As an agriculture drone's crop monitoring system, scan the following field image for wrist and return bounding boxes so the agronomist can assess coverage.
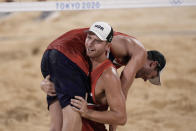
[82,108,90,118]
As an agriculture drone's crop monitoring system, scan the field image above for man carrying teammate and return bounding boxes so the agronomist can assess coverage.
[41,21,166,131]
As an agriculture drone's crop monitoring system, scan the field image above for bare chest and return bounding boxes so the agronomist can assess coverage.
[93,77,107,105]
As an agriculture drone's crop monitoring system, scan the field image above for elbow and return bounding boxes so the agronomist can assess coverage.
[121,70,130,80]
[121,114,127,125]
[117,113,127,125]
[121,69,134,85]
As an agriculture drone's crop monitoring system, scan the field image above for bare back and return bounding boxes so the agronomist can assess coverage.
[109,34,147,98]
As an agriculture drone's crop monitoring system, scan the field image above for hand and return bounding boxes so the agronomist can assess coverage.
[40,75,56,96]
[71,94,88,117]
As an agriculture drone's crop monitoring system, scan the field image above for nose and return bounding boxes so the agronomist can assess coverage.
[86,39,94,47]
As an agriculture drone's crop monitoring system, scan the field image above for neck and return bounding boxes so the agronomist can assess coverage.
[135,67,144,78]
[90,55,107,70]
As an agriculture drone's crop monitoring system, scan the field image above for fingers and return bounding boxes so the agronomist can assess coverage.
[46,85,56,96]
[48,92,56,96]
[43,78,52,85]
[71,99,82,109]
[71,106,81,113]
[40,80,45,90]
[85,93,88,101]
[43,75,52,86]
[40,76,56,96]
[47,86,56,92]
[46,75,50,80]
[74,96,85,102]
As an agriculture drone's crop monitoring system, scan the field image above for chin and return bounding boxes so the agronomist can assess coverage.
[87,52,93,57]
[87,54,96,58]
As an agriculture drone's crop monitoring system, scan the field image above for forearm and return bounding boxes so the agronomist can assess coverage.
[120,53,146,99]
[120,69,135,99]
[83,109,126,125]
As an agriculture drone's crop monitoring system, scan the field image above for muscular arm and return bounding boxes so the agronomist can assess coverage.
[72,68,127,125]
[87,68,126,125]
[111,36,147,98]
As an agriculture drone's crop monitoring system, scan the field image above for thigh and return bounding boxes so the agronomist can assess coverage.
[49,100,63,131]
[48,50,89,108]
[62,105,82,131]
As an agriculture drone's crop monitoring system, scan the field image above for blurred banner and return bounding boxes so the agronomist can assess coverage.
[0,0,196,12]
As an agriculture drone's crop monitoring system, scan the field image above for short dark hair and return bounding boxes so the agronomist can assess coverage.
[147,50,166,71]
[106,27,113,43]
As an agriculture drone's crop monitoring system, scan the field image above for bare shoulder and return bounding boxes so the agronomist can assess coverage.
[111,35,146,60]
[100,67,120,86]
[113,35,144,49]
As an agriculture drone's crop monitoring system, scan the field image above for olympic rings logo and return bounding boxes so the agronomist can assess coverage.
[170,0,184,5]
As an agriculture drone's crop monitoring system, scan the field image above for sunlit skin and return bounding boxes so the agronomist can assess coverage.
[85,32,159,81]
[70,31,127,126]
[40,26,165,131]
[135,60,159,81]
[85,32,111,69]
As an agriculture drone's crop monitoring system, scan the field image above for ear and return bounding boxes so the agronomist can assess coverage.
[105,43,111,52]
[150,61,158,69]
